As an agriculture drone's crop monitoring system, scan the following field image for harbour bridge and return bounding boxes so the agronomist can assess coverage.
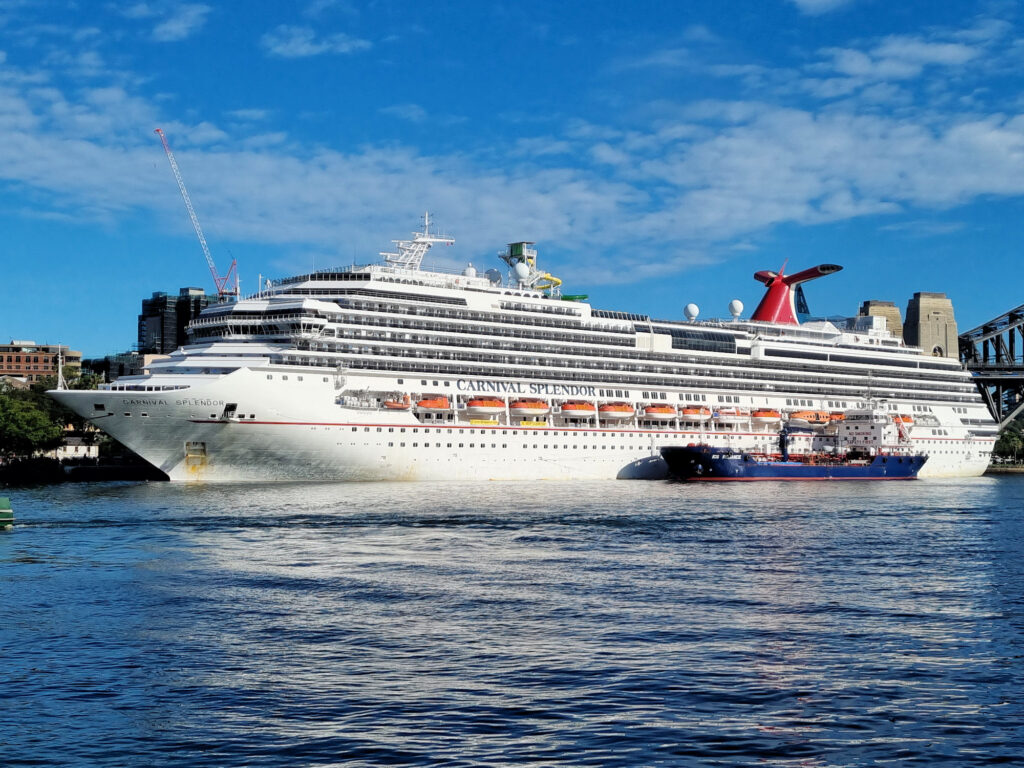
[960,300,1024,430]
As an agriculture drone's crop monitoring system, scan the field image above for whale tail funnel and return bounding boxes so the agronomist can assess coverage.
[750,264,842,325]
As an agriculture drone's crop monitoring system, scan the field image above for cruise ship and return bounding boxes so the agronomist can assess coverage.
[50,217,996,481]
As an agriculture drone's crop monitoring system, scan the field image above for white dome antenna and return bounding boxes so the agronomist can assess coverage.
[729,299,743,320]
[684,303,700,322]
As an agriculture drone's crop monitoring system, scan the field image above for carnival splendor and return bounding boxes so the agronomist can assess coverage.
[51,217,996,481]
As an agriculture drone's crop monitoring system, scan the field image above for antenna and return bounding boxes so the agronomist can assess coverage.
[154,128,239,300]
[380,212,455,270]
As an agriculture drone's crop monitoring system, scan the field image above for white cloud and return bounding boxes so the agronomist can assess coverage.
[789,0,856,15]
[380,103,428,123]
[152,4,211,42]
[261,25,371,57]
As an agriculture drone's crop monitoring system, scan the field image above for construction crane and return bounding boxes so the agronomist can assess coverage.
[154,128,239,300]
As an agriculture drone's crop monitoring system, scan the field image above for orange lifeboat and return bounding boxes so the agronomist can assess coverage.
[643,404,677,421]
[509,399,550,417]
[751,408,782,426]
[416,396,451,412]
[679,405,712,422]
[789,410,830,430]
[561,400,597,417]
[829,411,846,422]
[383,394,411,410]
[465,397,505,416]
[598,402,634,420]
[714,407,750,424]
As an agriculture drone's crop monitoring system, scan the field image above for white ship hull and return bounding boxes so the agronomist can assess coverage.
[51,367,993,482]
[49,226,997,483]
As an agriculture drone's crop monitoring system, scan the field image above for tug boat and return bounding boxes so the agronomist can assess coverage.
[598,402,635,420]
[663,405,928,481]
[661,444,927,481]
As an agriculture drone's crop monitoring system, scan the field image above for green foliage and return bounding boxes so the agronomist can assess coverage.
[0,390,64,459]
[994,419,1024,459]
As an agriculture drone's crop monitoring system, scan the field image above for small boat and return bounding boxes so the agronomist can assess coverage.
[598,402,634,420]
[788,410,830,430]
[416,396,451,412]
[643,404,677,421]
[679,406,712,422]
[714,407,750,424]
[465,397,505,415]
[751,408,782,426]
[662,445,927,481]
[561,400,597,417]
[0,497,12,528]
[383,394,411,410]
[509,399,550,417]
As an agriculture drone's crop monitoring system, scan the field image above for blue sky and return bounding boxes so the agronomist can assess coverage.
[3,0,1024,356]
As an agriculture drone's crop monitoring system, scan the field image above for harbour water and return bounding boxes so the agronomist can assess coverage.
[3,477,1024,765]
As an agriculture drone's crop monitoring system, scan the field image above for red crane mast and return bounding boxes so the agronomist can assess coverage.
[154,128,239,300]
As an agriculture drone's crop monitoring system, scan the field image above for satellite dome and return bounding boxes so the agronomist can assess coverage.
[684,303,700,321]
[485,268,502,285]
[513,262,531,282]
[728,299,743,319]
[463,263,477,278]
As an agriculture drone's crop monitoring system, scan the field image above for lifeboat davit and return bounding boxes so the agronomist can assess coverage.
[465,397,505,415]
[894,414,914,432]
[416,396,451,412]
[714,408,750,424]
[643,404,677,421]
[383,394,411,410]
[509,399,550,417]
[561,400,597,417]
[788,410,830,430]
[751,408,782,426]
[679,406,712,422]
[598,402,635,420]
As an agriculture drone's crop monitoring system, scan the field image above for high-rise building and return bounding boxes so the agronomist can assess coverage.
[138,287,217,354]
[857,300,903,340]
[0,340,82,383]
[904,292,958,358]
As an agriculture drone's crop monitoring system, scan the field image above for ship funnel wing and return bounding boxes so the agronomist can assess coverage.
[750,263,843,325]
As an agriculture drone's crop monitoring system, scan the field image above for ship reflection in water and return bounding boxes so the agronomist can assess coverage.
[5,477,1024,765]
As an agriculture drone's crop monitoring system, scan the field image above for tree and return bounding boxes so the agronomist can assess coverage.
[0,393,64,460]
[994,418,1024,461]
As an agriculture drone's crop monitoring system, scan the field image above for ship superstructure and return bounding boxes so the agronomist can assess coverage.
[50,218,996,481]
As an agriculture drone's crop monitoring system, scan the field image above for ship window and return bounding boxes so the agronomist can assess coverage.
[351,427,357,432]
[298,376,303,381]
[141,413,148,417]
[124,413,131,417]
[267,375,273,380]
[94,403,105,411]
[364,427,369,432]
[388,442,393,447]
[282,375,288,380]
[400,442,405,447]
[459,443,464,447]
